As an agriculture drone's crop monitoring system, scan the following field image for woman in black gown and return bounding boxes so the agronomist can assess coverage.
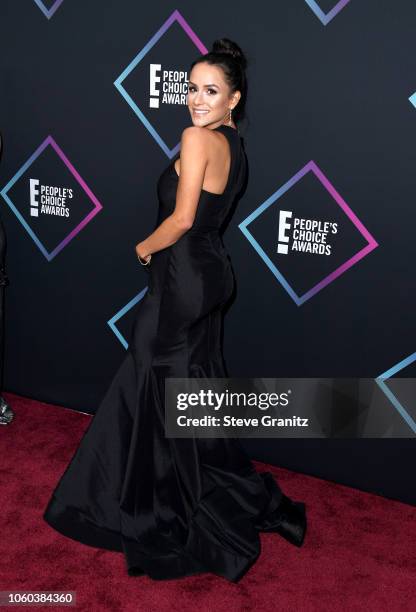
[43,38,307,583]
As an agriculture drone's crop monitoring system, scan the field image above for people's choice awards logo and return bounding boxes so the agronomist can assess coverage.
[149,66,189,109]
[277,211,338,256]
[114,9,207,158]
[239,160,378,305]
[29,180,73,218]
[0,136,103,261]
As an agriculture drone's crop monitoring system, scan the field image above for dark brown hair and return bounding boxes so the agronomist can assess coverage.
[190,38,248,125]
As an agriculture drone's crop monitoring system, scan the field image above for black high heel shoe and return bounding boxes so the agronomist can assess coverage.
[271,494,307,547]
[254,482,307,548]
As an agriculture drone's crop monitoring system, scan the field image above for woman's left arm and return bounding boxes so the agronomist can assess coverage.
[135,127,209,262]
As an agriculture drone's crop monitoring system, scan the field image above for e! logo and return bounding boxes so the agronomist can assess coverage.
[277,210,292,255]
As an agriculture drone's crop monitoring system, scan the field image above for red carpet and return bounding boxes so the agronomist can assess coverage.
[1,391,415,611]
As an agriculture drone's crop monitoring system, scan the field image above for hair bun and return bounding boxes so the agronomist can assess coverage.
[211,38,247,71]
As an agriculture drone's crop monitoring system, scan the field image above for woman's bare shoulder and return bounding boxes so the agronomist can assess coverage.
[180,125,215,144]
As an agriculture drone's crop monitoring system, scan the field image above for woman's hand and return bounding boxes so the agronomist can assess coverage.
[135,242,151,264]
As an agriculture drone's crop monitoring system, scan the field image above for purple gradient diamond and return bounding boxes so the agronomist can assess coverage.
[32,0,65,19]
[239,160,379,305]
[304,0,351,25]
[0,136,103,261]
[114,9,208,158]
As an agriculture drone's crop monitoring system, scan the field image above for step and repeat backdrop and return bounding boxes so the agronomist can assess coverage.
[0,0,415,504]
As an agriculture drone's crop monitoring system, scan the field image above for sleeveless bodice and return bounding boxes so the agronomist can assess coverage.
[156,124,247,231]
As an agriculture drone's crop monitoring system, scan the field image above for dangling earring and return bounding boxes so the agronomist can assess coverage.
[228,108,232,126]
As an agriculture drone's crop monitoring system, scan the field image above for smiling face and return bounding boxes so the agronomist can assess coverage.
[187,62,241,129]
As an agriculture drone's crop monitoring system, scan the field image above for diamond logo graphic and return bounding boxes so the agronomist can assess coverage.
[238,160,378,305]
[32,0,65,19]
[304,0,351,25]
[0,136,103,261]
[114,9,207,158]
[107,287,148,349]
[376,352,416,435]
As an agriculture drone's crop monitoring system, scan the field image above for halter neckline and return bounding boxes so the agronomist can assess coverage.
[212,124,238,133]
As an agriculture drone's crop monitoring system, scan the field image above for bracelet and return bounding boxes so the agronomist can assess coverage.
[137,253,152,266]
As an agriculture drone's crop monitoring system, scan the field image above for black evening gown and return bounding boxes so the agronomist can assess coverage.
[43,124,307,583]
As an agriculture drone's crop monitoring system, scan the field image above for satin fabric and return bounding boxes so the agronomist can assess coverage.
[43,124,307,582]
